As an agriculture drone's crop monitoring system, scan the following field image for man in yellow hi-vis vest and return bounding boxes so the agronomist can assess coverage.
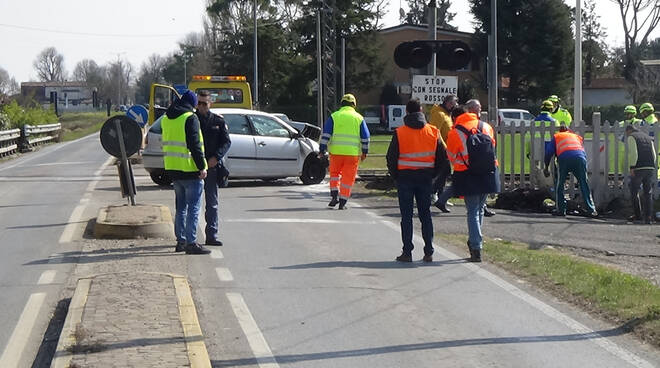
[162,90,210,254]
[319,94,370,210]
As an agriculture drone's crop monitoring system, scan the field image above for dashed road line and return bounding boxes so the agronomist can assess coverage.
[216,267,234,282]
[210,249,224,259]
[226,292,279,368]
[37,270,57,285]
[0,293,47,368]
[223,218,377,224]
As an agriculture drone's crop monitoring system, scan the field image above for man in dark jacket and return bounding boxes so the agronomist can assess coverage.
[162,90,210,255]
[387,98,449,263]
[625,125,657,223]
[196,90,232,245]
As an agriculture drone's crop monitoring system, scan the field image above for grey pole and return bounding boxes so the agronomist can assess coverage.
[574,0,582,124]
[427,0,437,76]
[488,0,498,128]
[253,0,259,109]
[316,10,323,128]
[183,57,187,85]
[341,37,346,96]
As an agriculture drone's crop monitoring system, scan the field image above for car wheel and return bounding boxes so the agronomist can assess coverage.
[300,155,326,185]
[150,171,172,186]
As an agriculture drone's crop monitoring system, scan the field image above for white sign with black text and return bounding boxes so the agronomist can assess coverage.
[411,75,458,104]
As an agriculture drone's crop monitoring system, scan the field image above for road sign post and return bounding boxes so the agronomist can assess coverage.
[100,115,142,205]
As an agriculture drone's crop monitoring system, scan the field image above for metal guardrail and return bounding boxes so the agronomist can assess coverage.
[0,128,20,157]
[0,123,62,157]
[23,123,61,147]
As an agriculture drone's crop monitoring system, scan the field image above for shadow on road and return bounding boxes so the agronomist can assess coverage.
[271,259,468,270]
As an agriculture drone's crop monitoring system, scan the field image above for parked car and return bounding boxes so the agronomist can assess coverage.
[142,108,326,186]
[498,108,535,127]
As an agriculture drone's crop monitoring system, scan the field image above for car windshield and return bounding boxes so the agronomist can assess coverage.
[194,88,244,104]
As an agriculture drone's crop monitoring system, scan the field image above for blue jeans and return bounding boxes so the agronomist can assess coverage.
[204,166,220,241]
[397,176,434,256]
[173,178,204,245]
[465,194,487,250]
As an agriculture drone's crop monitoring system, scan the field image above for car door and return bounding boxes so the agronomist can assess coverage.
[247,114,300,176]
[223,113,257,177]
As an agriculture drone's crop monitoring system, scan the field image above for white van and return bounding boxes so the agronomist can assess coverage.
[498,108,535,127]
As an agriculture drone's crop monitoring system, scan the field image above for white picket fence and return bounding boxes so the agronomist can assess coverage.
[495,112,660,208]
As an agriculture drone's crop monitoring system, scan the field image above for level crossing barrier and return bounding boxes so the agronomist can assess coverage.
[0,128,20,157]
[21,123,61,151]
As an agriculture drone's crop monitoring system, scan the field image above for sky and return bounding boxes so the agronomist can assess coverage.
[0,0,655,84]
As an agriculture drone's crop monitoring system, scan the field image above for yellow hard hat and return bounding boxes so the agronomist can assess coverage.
[624,105,637,114]
[541,100,554,111]
[548,95,560,103]
[341,93,357,106]
[640,102,654,114]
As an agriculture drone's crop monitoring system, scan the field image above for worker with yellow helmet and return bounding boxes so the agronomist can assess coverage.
[639,103,657,126]
[548,95,572,126]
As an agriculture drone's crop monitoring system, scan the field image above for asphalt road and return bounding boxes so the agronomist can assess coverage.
[1,135,659,367]
[0,134,110,367]
[186,180,660,368]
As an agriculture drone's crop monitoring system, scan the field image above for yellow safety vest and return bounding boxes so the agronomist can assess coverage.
[329,106,364,156]
[162,112,206,172]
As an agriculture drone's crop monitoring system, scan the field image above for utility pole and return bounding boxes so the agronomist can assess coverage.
[316,10,323,128]
[253,0,259,109]
[488,0,498,129]
[574,0,582,124]
[427,0,437,76]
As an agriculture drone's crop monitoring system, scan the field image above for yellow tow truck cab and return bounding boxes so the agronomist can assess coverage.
[187,75,252,109]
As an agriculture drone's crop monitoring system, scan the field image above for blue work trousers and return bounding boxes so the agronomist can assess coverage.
[397,176,434,256]
[204,166,220,241]
[556,156,596,214]
[174,178,204,245]
[465,194,488,250]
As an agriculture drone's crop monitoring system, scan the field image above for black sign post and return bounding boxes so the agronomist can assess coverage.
[100,115,142,205]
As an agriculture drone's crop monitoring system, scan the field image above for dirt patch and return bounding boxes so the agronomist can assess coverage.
[104,204,164,225]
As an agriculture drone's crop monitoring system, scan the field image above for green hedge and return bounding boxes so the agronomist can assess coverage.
[0,101,58,130]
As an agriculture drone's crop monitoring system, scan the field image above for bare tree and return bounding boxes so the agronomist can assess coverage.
[582,0,609,85]
[0,67,19,96]
[106,58,134,105]
[33,47,66,82]
[72,59,103,84]
[609,0,660,80]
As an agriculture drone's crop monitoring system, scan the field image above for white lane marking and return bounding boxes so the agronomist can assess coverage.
[223,218,376,224]
[367,205,654,368]
[0,293,47,368]
[0,175,151,182]
[37,270,57,285]
[32,161,96,167]
[216,267,234,282]
[227,292,279,368]
[0,133,96,172]
[210,249,224,259]
[58,157,112,244]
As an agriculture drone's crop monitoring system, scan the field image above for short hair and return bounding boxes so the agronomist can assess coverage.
[197,90,210,98]
[450,105,466,121]
[406,98,421,113]
[465,99,481,113]
[443,94,458,104]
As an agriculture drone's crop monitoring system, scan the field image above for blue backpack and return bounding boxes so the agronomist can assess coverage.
[455,121,496,175]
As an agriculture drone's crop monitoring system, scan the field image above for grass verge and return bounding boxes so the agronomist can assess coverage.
[58,112,108,142]
[437,233,660,348]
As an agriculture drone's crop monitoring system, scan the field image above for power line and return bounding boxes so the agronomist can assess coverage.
[0,23,184,38]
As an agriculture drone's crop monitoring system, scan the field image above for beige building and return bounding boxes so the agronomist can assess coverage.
[356,24,485,108]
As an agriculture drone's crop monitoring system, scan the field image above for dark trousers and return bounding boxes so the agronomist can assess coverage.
[432,165,451,198]
[630,168,655,221]
[203,166,220,241]
[397,175,434,256]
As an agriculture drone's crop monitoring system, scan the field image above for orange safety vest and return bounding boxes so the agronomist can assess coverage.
[446,113,496,172]
[554,131,584,156]
[396,124,439,170]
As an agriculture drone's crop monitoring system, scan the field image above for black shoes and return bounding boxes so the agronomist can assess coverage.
[395,253,412,262]
[469,248,482,262]
[483,208,496,217]
[205,239,223,246]
[328,197,339,207]
[422,254,433,263]
[434,201,451,213]
[175,241,186,253]
[185,243,211,255]
[338,199,347,210]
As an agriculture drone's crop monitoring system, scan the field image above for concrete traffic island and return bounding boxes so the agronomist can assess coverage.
[94,204,173,239]
[50,272,211,368]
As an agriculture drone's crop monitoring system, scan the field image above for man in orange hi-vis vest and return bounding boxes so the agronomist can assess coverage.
[543,126,597,218]
[387,98,449,263]
[446,104,500,262]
